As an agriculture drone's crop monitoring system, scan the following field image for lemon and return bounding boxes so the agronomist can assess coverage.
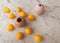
[28,14,35,21]
[25,27,32,35]
[16,7,22,12]
[16,32,24,40]
[34,34,42,42]
[9,13,15,19]
[7,24,14,32]
[3,7,10,13]
[20,11,26,17]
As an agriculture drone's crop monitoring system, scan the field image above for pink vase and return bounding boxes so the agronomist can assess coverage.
[35,3,44,15]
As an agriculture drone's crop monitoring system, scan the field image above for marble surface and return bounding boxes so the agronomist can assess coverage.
[0,0,60,43]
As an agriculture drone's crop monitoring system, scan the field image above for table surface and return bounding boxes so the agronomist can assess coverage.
[0,0,60,43]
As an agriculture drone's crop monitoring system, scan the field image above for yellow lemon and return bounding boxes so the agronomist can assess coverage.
[3,7,10,13]
[34,34,42,42]
[28,14,35,21]
[16,32,24,40]
[25,27,32,35]
[9,13,15,19]
[20,11,26,17]
[7,24,14,32]
[16,7,22,12]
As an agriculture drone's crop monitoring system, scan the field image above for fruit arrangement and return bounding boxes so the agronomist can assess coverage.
[3,7,43,42]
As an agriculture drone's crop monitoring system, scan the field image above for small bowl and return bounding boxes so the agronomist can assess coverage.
[15,17,26,27]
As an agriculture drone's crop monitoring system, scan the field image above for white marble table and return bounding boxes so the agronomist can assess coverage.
[0,0,60,43]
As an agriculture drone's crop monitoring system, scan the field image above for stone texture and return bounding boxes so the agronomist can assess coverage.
[0,0,60,43]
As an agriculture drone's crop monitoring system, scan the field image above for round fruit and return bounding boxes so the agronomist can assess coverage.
[3,7,10,13]
[34,34,42,42]
[7,24,14,31]
[9,13,15,19]
[16,32,24,40]
[25,27,32,35]
[20,11,26,17]
[28,14,35,21]
[16,7,22,12]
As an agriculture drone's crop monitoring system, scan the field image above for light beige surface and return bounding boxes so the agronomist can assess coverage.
[0,0,60,43]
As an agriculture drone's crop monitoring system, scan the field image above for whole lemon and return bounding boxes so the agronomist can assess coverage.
[9,13,15,19]
[34,34,42,42]
[7,24,14,32]
[20,11,26,17]
[25,27,32,35]
[3,7,10,13]
[16,32,24,40]
[28,14,35,21]
[16,7,22,12]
